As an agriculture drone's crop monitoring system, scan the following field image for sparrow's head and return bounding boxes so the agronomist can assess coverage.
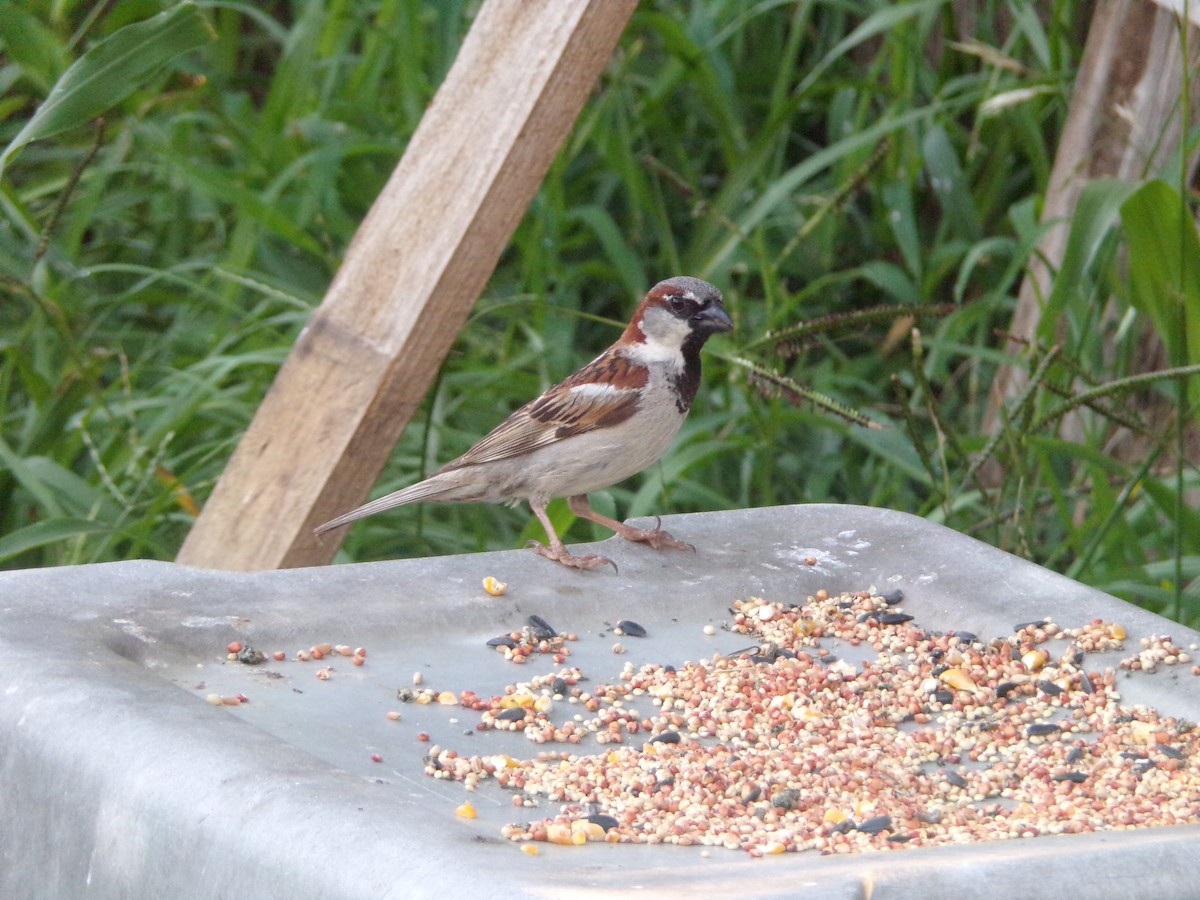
[623,276,732,361]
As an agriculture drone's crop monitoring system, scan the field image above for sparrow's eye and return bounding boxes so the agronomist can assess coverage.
[667,295,687,313]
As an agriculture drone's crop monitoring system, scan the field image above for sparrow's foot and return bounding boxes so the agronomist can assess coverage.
[529,541,619,573]
[612,516,694,552]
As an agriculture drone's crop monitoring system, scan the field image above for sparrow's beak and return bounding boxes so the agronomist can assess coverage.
[693,302,734,334]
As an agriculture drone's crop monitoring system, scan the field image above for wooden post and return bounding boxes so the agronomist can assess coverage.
[983,0,1200,444]
[177,0,638,570]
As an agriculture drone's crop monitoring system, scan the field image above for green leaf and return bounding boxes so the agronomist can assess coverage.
[0,5,70,94]
[1121,179,1200,381]
[881,180,921,280]
[1037,179,1140,343]
[923,124,981,242]
[0,2,214,179]
[568,205,645,298]
[0,518,116,564]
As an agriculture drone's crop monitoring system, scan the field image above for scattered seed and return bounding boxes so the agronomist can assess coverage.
[527,615,557,639]
[587,813,619,832]
[771,788,802,810]
[237,646,265,665]
[419,591,1200,859]
[614,620,647,638]
[857,815,892,835]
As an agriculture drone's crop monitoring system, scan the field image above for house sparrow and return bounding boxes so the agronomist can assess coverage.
[314,276,732,570]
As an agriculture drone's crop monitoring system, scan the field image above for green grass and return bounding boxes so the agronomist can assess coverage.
[4,1,1200,626]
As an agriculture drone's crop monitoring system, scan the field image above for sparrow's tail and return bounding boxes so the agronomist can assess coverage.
[312,469,488,535]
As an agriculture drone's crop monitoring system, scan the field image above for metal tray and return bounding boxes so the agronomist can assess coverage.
[3,504,1198,898]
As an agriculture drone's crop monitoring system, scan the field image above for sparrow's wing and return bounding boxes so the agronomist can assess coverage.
[446,353,647,469]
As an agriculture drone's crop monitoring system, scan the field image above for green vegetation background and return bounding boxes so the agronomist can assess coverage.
[4,1,1200,625]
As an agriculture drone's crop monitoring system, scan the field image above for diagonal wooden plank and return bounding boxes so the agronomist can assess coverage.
[177,0,638,571]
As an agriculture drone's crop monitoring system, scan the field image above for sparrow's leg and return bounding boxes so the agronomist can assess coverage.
[528,500,618,572]
[567,495,694,552]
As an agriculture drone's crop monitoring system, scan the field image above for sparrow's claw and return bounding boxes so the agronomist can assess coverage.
[613,516,694,552]
[528,541,619,573]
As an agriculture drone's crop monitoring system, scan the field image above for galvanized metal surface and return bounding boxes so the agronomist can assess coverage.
[3,504,1198,899]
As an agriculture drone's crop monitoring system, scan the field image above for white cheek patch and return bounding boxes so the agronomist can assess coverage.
[632,306,689,366]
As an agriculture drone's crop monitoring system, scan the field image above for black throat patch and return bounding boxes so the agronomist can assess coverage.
[672,337,705,413]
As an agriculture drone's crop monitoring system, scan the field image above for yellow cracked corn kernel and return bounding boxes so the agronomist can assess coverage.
[938,668,978,691]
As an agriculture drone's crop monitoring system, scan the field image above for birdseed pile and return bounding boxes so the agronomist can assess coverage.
[424,589,1200,857]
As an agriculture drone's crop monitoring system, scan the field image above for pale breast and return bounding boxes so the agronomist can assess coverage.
[494,365,690,502]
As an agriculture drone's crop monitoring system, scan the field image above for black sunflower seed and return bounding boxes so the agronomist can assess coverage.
[856,815,892,835]
[587,814,619,832]
[615,620,647,638]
